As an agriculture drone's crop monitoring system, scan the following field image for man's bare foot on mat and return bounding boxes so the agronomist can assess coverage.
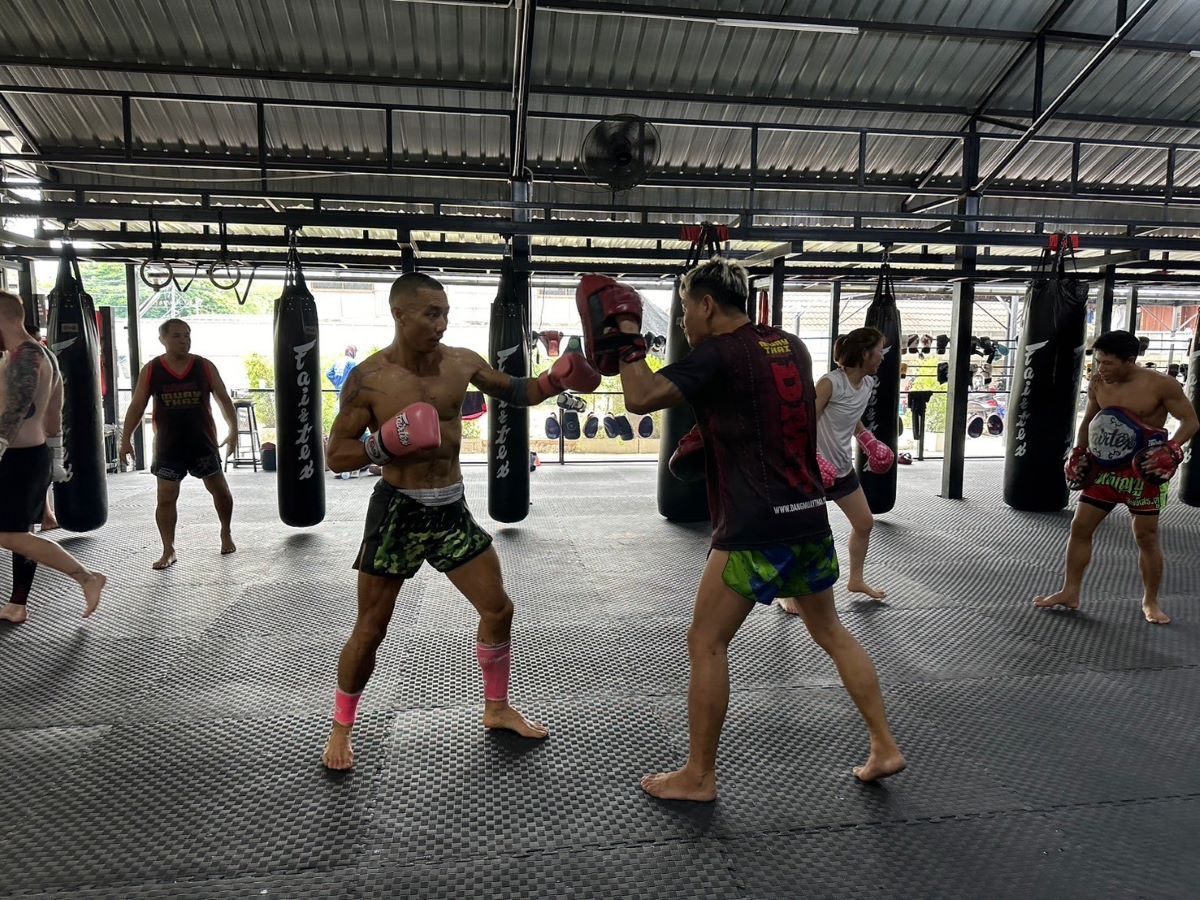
[483,703,549,739]
[0,603,28,624]
[322,723,354,770]
[1033,590,1080,611]
[640,767,717,802]
[853,748,907,782]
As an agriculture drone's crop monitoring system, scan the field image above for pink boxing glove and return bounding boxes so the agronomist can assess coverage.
[537,351,602,396]
[856,430,895,475]
[364,402,441,465]
[816,452,838,490]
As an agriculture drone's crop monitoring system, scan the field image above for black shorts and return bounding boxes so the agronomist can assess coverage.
[152,451,223,482]
[0,445,51,532]
[354,481,493,580]
[825,469,861,502]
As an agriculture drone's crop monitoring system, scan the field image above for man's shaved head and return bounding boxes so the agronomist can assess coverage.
[0,290,25,323]
[389,272,446,309]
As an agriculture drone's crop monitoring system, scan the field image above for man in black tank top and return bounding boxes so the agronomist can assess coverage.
[119,318,239,570]
[590,259,905,802]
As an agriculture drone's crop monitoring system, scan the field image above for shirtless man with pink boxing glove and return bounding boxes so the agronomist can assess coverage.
[321,272,600,770]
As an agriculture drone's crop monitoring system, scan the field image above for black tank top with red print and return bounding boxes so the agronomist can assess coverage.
[148,355,219,460]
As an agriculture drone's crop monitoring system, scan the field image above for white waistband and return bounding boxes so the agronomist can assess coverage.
[398,482,465,506]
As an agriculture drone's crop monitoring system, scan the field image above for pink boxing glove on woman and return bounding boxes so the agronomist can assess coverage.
[856,430,895,475]
[816,452,838,489]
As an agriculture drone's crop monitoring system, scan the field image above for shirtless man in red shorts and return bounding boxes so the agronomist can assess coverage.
[1034,330,1198,624]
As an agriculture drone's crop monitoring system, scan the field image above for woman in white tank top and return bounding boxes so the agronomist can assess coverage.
[780,327,889,609]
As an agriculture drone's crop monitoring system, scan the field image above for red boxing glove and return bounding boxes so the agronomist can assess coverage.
[1133,439,1184,486]
[856,430,895,475]
[364,402,441,465]
[816,452,837,490]
[668,425,706,483]
[537,351,602,397]
[1064,446,1095,491]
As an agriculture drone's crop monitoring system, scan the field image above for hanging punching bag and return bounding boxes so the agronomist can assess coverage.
[488,257,531,523]
[657,275,709,523]
[1003,240,1089,512]
[856,263,902,514]
[47,245,107,532]
[273,233,325,527]
[1178,326,1200,507]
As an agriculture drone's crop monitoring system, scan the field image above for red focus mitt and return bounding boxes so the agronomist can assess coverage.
[668,425,706,483]
[575,274,646,376]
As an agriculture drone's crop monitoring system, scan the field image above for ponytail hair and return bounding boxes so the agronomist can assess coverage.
[833,326,885,368]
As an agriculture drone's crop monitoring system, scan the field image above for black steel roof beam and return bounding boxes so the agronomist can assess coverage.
[974,0,1160,195]
[0,54,510,94]
[19,180,1200,230]
[11,200,1200,251]
[900,0,1078,210]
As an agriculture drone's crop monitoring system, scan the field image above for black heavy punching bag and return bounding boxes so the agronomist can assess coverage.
[273,232,325,527]
[488,257,531,523]
[47,245,107,531]
[1179,326,1200,507]
[1003,239,1088,511]
[657,274,709,522]
[856,262,902,514]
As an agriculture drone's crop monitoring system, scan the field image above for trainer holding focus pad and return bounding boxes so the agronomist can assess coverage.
[576,275,648,375]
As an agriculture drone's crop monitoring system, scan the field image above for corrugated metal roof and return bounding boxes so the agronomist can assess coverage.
[5,0,1200,257]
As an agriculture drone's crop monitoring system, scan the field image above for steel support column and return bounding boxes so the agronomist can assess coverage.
[941,135,980,500]
[828,281,842,371]
[771,257,784,328]
[1096,264,1117,335]
[123,264,145,469]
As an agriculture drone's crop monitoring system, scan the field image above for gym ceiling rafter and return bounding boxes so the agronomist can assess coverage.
[4,0,1200,282]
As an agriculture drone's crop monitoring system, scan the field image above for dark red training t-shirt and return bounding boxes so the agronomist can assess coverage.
[660,323,830,550]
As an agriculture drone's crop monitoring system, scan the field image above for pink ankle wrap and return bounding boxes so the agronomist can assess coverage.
[333,687,362,726]
[476,641,511,702]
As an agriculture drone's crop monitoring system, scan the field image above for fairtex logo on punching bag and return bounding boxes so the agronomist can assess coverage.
[493,344,518,479]
[293,339,316,479]
[1012,340,1048,457]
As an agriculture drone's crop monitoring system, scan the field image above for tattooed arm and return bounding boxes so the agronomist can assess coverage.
[0,344,41,453]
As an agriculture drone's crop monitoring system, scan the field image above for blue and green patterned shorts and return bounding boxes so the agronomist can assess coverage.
[354,482,493,580]
[722,533,839,605]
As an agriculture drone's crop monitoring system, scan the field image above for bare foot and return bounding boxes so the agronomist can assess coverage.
[80,573,106,618]
[152,551,177,571]
[848,580,887,601]
[0,603,28,624]
[483,703,549,739]
[775,597,803,616]
[40,517,60,532]
[1143,602,1172,625]
[853,749,907,782]
[322,723,354,770]
[220,532,236,556]
[640,767,718,802]
[1033,590,1080,611]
